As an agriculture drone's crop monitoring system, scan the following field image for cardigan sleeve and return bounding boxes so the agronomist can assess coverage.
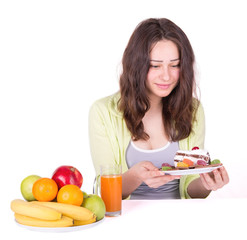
[88,100,117,177]
[179,102,206,199]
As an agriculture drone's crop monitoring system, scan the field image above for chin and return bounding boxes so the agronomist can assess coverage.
[147,86,176,100]
[157,90,173,98]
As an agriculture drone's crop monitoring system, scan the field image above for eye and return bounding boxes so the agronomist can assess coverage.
[171,64,180,68]
[150,64,160,69]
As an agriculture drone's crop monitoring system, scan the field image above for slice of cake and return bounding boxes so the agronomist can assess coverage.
[174,147,211,168]
[160,147,222,172]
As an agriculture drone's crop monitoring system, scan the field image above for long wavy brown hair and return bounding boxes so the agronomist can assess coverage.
[118,18,199,141]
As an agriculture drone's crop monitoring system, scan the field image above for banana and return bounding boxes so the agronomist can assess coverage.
[15,213,73,228]
[11,199,62,220]
[73,215,97,226]
[32,201,95,221]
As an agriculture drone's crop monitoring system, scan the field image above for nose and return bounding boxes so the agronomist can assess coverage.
[160,66,170,81]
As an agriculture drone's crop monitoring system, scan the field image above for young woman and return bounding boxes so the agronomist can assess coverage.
[89,18,229,199]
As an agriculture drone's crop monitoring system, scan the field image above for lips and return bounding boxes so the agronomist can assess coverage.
[155,83,170,90]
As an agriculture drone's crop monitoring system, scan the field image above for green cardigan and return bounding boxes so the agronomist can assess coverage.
[89,92,205,199]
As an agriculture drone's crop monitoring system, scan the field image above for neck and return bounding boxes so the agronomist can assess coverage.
[148,95,163,113]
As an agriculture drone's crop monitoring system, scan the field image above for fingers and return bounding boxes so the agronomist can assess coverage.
[146,169,164,178]
[200,166,229,191]
[200,172,216,191]
[145,174,180,188]
[134,161,181,188]
[139,161,164,179]
[141,161,160,171]
[219,166,230,185]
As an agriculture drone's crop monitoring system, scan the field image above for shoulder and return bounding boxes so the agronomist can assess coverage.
[192,98,205,122]
[89,92,123,118]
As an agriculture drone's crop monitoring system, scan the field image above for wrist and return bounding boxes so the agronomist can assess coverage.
[187,177,211,198]
[122,167,142,199]
[126,166,143,186]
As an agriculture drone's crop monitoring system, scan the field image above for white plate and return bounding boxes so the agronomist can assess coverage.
[15,218,105,233]
[163,165,222,175]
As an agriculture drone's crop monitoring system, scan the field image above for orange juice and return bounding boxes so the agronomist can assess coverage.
[100,174,122,215]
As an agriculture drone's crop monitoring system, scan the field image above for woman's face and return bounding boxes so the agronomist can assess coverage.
[146,40,180,102]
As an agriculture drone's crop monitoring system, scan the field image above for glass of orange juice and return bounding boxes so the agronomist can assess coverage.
[100,164,122,217]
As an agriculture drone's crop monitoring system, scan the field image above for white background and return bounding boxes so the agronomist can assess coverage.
[1,0,247,238]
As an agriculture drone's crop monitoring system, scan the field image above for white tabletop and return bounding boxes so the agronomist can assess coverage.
[9,198,247,240]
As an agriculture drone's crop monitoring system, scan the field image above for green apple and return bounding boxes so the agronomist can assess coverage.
[82,191,88,199]
[20,175,41,201]
[81,194,106,221]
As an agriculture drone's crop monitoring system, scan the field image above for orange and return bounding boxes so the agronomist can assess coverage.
[57,184,83,206]
[32,178,58,202]
[183,158,194,166]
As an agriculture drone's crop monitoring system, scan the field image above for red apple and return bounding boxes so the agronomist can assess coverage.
[52,165,83,189]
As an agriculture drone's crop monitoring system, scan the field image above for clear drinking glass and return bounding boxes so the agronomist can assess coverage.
[100,164,122,217]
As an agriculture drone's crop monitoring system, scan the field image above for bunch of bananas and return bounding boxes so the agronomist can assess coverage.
[11,199,96,228]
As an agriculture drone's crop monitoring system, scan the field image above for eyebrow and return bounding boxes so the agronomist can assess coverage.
[150,58,180,62]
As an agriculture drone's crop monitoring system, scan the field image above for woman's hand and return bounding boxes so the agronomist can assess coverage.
[200,166,229,191]
[122,161,181,198]
[131,161,180,188]
[185,166,230,198]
